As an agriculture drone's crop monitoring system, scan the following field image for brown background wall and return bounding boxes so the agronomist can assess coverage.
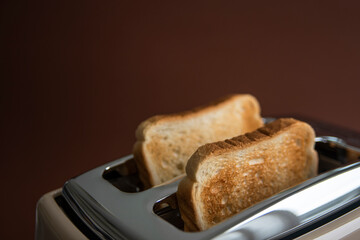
[1,1,360,238]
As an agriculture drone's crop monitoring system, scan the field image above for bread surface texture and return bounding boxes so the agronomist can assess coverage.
[177,118,318,231]
[133,94,263,188]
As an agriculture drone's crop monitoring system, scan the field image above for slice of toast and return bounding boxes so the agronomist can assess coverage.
[133,94,263,188]
[176,118,318,231]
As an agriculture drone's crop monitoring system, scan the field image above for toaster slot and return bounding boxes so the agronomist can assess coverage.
[315,136,360,173]
[152,137,360,231]
[101,137,360,195]
[102,157,144,193]
[153,193,184,230]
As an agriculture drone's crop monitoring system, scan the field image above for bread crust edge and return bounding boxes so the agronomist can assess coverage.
[178,118,318,231]
[133,94,262,187]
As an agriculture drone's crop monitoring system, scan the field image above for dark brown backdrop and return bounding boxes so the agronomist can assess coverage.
[1,1,360,238]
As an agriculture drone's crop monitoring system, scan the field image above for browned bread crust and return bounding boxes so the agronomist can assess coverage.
[133,94,263,188]
[177,118,318,231]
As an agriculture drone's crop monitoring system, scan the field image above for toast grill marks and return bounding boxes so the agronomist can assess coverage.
[133,94,263,188]
[178,118,318,231]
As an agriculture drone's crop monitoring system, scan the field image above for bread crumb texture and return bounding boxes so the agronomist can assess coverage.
[178,118,318,231]
[133,94,263,187]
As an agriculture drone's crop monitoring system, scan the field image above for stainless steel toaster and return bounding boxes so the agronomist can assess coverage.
[35,117,360,240]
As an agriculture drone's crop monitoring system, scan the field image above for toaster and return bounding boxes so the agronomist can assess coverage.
[35,117,360,240]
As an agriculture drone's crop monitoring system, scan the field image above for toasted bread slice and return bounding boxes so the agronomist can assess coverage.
[177,118,318,231]
[133,94,263,188]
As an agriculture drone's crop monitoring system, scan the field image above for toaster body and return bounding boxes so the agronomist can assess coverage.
[35,117,360,240]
